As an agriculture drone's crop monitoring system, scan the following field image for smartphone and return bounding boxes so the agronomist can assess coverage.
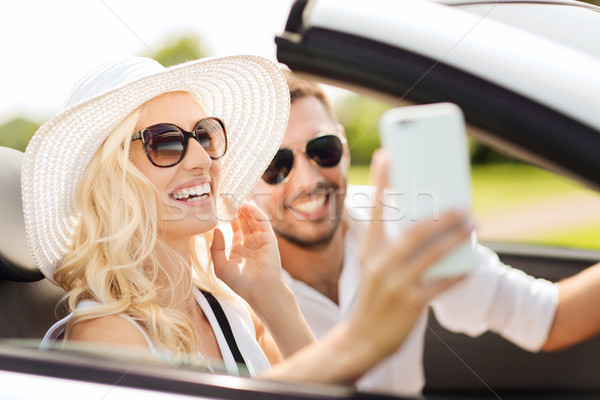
[378,103,476,280]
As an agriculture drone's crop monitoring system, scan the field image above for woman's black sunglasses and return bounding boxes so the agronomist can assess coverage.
[131,117,227,167]
[261,133,346,185]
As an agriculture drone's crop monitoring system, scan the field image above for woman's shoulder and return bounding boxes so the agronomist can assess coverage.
[69,314,150,348]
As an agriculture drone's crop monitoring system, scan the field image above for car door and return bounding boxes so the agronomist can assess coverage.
[275,0,600,398]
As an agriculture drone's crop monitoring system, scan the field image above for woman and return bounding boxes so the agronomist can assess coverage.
[23,55,471,383]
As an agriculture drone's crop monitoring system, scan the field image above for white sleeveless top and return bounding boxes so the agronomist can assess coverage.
[40,287,271,376]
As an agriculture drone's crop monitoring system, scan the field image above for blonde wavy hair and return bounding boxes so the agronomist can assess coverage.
[54,94,230,355]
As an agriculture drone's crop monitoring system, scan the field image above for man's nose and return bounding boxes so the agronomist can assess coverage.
[289,151,322,187]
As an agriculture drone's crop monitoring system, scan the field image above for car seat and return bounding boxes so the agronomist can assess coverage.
[0,146,65,338]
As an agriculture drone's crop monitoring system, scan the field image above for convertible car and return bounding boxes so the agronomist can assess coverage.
[1,0,600,399]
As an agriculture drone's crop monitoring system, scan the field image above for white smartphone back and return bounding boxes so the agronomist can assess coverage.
[378,103,476,280]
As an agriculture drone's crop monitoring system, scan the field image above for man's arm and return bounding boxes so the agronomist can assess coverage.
[542,262,600,351]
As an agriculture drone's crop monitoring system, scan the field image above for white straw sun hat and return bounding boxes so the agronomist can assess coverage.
[21,55,289,283]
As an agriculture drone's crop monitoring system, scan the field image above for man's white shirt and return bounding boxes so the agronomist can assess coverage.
[281,185,558,396]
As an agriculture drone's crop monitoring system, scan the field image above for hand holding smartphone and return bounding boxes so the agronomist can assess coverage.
[378,103,476,280]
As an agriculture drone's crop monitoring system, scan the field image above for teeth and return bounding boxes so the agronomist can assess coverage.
[291,194,327,214]
[172,183,211,201]
[184,194,208,202]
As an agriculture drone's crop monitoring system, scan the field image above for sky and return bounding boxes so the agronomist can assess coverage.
[0,0,309,124]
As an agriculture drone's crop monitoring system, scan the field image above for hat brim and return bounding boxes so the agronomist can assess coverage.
[22,55,289,283]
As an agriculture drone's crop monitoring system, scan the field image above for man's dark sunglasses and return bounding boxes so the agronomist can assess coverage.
[131,117,227,167]
[261,133,346,185]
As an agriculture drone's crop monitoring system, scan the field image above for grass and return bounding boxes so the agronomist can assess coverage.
[348,165,371,186]
[348,163,600,250]
[469,163,588,215]
[538,224,600,249]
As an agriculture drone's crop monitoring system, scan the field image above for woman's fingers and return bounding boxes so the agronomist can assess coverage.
[210,228,228,276]
[241,205,261,233]
[230,203,276,251]
[235,204,254,237]
[244,202,275,235]
[236,202,276,236]
[231,217,243,243]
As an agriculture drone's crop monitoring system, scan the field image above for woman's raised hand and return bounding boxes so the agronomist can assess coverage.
[211,203,316,358]
[211,202,284,310]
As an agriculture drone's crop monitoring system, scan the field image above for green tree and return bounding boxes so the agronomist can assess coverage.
[0,34,209,152]
[335,95,388,165]
[335,94,520,166]
[144,34,208,67]
[0,118,39,151]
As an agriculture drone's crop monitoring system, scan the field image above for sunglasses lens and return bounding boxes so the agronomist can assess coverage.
[194,117,227,159]
[143,125,186,167]
[306,135,343,167]
[262,149,294,185]
[139,118,227,167]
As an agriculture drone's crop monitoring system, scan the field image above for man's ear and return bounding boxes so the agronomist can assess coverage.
[336,123,346,138]
[337,123,351,166]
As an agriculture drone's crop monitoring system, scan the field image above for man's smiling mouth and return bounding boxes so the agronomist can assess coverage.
[287,192,330,218]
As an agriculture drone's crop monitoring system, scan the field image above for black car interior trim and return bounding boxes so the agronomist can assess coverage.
[275,28,600,191]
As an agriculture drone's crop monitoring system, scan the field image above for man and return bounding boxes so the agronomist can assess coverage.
[251,70,600,396]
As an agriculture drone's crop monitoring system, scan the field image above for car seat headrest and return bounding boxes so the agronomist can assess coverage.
[0,146,42,281]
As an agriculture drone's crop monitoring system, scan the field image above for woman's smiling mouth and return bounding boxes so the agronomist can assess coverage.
[170,182,211,203]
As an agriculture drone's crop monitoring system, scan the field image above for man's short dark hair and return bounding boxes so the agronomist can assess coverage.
[282,69,338,123]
